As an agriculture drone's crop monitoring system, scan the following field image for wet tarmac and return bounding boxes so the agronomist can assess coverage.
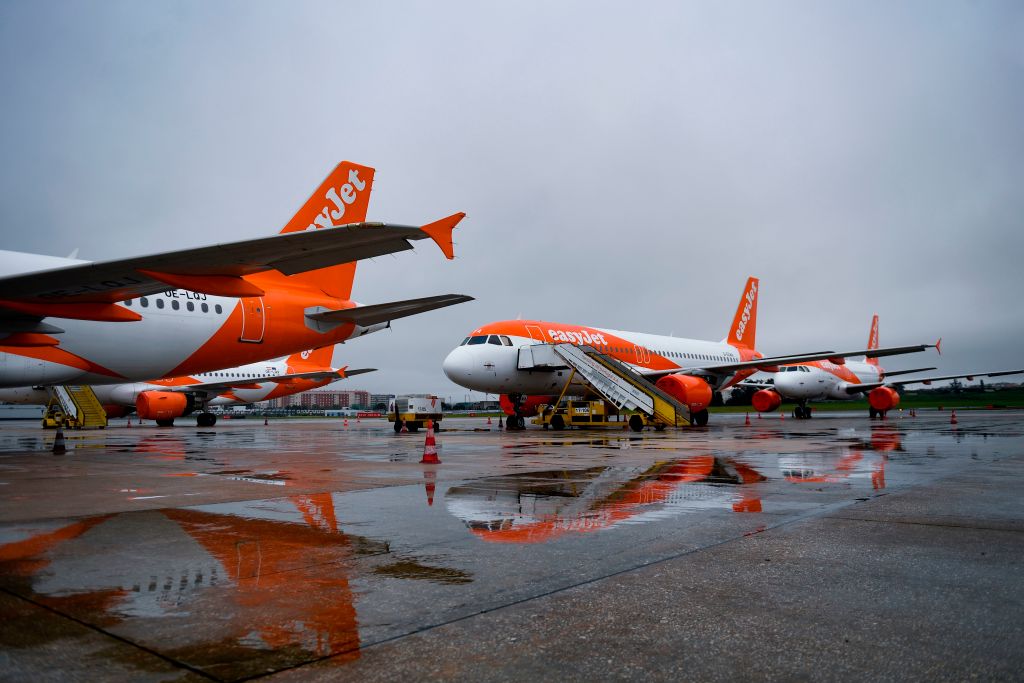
[0,411,1021,681]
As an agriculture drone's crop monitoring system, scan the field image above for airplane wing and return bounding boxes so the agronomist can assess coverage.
[843,369,1024,395]
[305,294,474,328]
[637,343,937,380]
[0,213,465,324]
[154,367,378,396]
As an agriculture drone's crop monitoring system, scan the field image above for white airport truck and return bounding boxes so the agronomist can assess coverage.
[388,395,444,432]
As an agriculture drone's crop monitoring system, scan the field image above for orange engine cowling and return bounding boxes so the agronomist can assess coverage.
[102,404,131,419]
[752,389,782,413]
[868,386,900,412]
[136,391,188,420]
[654,374,713,413]
[500,394,555,416]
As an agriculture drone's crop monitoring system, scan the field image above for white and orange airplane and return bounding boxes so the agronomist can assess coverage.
[0,344,371,426]
[0,162,472,421]
[751,315,1024,419]
[441,277,934,428]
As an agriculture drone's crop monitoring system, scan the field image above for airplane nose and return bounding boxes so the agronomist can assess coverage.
[442,346,471,384]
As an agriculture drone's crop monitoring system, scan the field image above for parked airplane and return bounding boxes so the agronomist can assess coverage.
[442,277,934,428]
[0,162,472,404]
[752,315,1024,419]
[0,345,370,426]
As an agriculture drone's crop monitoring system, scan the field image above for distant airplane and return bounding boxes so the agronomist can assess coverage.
[442,277,934,428]
[752,315,1024,418]
[0,161,472,422]
[0,345,372,427]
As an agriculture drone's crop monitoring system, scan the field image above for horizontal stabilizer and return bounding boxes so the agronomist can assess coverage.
[306,294,474,328]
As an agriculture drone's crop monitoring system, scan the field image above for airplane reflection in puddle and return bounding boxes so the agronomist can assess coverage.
[0,492,465,676]
[445,455,767,544]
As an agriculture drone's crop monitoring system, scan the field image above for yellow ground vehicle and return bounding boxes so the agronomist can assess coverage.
[531,398,658,431]
[388,395,444,432]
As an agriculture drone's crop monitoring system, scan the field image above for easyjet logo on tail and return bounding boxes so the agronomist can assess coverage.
[734,281,757,342]
[305,168,367,230]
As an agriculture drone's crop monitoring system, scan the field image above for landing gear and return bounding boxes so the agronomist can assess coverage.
[869,408,880,419]
[793,405,812,419]
[628,414,644,432]
[550,414,565,431]
[692,409,709,427]
[156,418,175,427]
[196,412,217,427]
[505,394,527,431]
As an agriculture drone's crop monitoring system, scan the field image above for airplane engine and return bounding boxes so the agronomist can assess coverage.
[135,391,190,421]
[867,386,900,413]
[500,394,555,416]
[102,404,131,419]
[655,374,713,413]
[751,389,782,413]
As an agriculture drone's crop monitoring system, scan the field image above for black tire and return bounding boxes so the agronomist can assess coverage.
[629,415,644,432]
[515,416,526,429]
[551,414,565,431]
[869,408,878,419]
[394,420,403,433]
[196,413,217,427]
[156,418,175,427]
[693,409,709,427]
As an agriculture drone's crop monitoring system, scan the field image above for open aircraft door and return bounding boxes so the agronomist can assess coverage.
[240,297,266,343]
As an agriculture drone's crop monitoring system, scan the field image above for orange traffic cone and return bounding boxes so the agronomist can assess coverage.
[421,420,440,464]
[343,419,349,428]
[423,469,436,506]
[745,413,750,425]
[780,411,785,420]
[487,416,492,425]
[950,410,958,425]
[400,419,409,433]
[757,413,762,419]
[52,426,66,455]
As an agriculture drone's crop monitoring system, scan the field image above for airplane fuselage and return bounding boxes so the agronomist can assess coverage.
[442,319,759,395]
[772,359,884,402]
[0,251,382,388]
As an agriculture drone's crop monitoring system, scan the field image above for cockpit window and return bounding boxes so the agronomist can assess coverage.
[460,337,470,346]
[467,335,488,345]
[500,335,512,346]
[800,366,810,372]
[487,335,502,345]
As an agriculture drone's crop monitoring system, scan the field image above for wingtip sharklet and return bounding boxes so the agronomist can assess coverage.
[421,212,466,260]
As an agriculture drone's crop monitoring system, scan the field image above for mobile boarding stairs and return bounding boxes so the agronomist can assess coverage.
[518,343,692,429]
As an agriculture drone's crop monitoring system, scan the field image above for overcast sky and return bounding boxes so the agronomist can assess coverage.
[2,1,1023,399]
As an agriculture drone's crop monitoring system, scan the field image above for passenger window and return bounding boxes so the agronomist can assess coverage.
[156,299,165,309]
[124,299,132,307]
[171,300,180,310]
[187,302,194,312]
[467,335,487,345]
[500,335,512,346]
[201,303,209,313]
[215,304,223,314]
[487,335,502,345]
[140,297,149,308]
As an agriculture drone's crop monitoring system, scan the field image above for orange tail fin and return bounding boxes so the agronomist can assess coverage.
[286,345,335,371]
[726,277,759,349]
[278,161,375,299]
[866,314,880,365]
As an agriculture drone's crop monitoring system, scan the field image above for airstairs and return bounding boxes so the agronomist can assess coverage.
[522,343,691,427]
[44,385,108,429]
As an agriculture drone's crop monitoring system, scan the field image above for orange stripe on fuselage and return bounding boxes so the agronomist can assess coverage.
[163,277,357,378]
[0,345,124,378]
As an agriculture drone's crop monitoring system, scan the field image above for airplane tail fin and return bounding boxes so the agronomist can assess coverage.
[726,277,759,350]
[278,161,376,299]
[285,345,336,372]
[866,314,880,365]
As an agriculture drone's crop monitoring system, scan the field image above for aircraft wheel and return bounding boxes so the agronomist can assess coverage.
[196,413,217,427]
[693,409,709,427]
[804,407,812,418]
[515,416,526,429]
[394,420,403,433]
[869,408,878,419]
[156,418,175,427]
[628,415,644,432]
[551,415,565,431]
